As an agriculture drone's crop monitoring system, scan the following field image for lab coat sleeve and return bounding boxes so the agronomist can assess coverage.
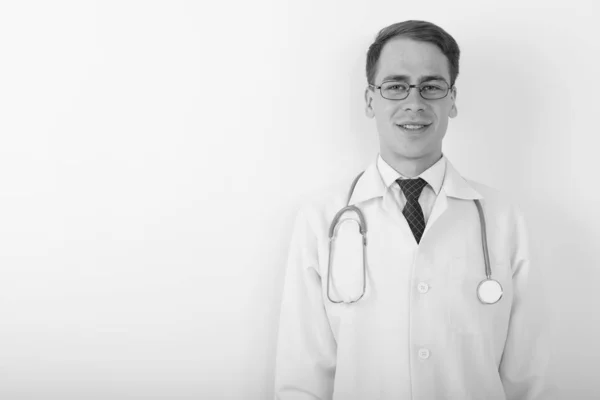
[274,209,337,400]
[499,204,554,399]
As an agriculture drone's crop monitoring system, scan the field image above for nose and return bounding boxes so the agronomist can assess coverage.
[401,87,426,113]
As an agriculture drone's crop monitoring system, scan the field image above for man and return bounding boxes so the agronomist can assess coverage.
[274,20,550,400]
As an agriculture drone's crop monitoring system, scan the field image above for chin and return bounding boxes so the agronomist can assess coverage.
[394,145,439,160]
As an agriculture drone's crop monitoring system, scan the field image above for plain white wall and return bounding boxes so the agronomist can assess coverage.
[0,0,598,399]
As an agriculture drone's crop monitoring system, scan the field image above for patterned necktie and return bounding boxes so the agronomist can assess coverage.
[397,178,428,244]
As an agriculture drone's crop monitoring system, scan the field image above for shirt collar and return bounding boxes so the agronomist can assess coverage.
[376,154,445,195]
[348,154,483,206]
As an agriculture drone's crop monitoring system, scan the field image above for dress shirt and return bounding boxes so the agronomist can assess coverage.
[376,153,446,225]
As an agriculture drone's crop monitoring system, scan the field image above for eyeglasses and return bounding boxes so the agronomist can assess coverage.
[369,80,452,100]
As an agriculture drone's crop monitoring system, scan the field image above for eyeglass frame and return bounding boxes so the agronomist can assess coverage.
[368,80,454,101]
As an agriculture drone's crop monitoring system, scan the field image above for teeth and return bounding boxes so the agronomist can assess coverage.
[399,124,426,130]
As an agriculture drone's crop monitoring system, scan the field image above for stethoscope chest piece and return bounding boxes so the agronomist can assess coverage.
[477,279,503,304]
[327,169,502,306]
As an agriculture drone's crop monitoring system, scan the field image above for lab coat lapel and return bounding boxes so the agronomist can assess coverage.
[441,158,483,201]
[347,162,386,207]
[422,158,483,239]
[346,157,484,241]
[423,189,448,238]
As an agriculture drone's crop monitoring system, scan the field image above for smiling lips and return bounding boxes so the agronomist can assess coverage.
[396,122,432,131]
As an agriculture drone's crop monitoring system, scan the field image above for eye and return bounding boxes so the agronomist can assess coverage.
[421,84,443,92]
[383,82,408,91]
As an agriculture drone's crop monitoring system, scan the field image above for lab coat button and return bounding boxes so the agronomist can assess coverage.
[417,282,429,294]
[418,348,430,360]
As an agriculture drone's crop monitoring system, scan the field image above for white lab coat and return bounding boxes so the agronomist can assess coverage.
[274,157,551,400]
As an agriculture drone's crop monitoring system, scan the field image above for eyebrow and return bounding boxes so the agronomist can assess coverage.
[380,74,448,83]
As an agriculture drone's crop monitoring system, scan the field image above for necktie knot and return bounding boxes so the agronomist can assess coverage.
[397,178,428,201]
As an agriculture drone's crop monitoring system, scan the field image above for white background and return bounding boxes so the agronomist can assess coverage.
[0,0,598,399]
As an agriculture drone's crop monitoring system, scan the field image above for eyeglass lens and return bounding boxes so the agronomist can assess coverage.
[380,81,449,100]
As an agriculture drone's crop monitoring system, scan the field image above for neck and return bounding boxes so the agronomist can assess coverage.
[381,150,442,178]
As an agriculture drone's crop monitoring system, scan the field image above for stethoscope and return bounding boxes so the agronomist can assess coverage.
[326,170,503,305]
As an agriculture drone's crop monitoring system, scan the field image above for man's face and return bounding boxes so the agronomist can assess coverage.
[365,37,457,163]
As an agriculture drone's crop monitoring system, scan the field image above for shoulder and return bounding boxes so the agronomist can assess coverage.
[467,179,506,203]
[293,172,364,235]
[465,178,527,223]
[298,176,357,217]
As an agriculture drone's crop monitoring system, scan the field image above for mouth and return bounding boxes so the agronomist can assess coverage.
[396,123,432,133]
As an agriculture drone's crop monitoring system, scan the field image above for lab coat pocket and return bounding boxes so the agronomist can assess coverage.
[446,258,509,335]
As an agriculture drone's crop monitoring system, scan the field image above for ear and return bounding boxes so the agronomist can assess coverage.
[364,87,375,118]
[449,86,458,118]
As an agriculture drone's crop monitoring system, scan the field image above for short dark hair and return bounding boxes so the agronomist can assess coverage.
[366,20,460,87]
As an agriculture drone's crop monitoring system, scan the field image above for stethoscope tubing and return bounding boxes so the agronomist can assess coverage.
[473,199,492,279]
[326,169,500,304]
